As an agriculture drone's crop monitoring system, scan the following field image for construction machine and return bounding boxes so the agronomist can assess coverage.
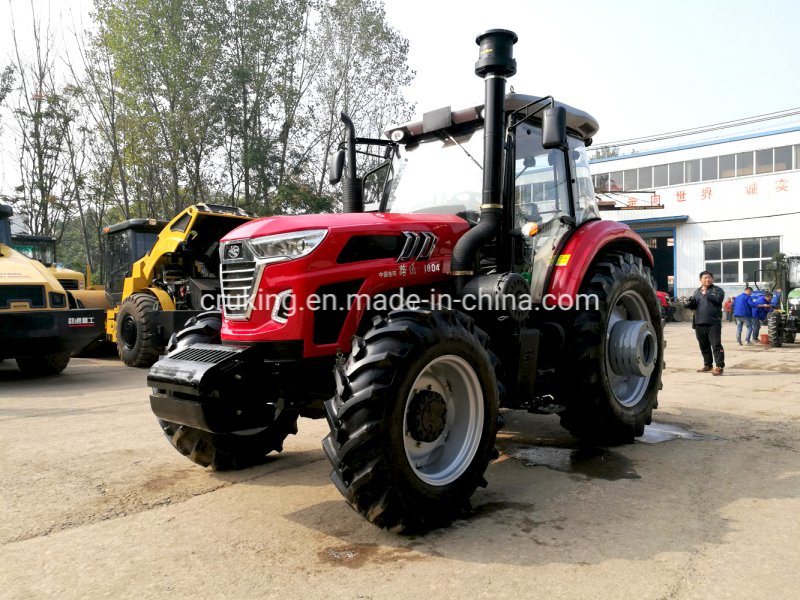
[0,205,105,375]
[148,30,664,532]
[104,203,256,367]
[764,255,799,346]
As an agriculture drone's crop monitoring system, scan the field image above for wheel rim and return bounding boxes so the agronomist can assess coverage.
[403,354,484,487]
[120,315,138,350]
[605,290,658,407]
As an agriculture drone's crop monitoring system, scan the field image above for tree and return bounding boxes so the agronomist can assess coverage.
[6,5,73,238]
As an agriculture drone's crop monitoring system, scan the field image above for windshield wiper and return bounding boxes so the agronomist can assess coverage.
[444,132,482,171]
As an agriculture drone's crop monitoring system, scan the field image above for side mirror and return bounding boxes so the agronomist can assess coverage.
[329,149,346,185]
[542,105,567,150]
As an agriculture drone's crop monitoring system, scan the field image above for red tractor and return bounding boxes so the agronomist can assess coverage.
[148,29,663,532]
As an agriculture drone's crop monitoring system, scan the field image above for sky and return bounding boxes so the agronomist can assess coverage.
[2,0,800,195]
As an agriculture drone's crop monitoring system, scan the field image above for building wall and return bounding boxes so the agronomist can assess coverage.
[590,128,800,297]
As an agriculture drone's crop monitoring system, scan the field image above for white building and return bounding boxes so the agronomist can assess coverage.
[590,128,800,298]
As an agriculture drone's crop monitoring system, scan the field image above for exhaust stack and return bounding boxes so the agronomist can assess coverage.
[451,29,517,287]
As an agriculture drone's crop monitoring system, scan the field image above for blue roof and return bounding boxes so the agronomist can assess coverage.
[591,125,800,164]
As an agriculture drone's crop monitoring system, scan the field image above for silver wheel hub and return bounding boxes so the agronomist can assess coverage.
[604,290,658,408]
[403,355,484,487]
[608,319,657,378]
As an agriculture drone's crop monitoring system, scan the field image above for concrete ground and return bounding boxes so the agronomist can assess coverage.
[1,321,799,599]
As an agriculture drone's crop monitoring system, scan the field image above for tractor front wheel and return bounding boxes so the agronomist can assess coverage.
[156,311,299,470]
[559,252,664,444]
[116,293,163,367]
[767,312,783,347]
[323,309,499,532]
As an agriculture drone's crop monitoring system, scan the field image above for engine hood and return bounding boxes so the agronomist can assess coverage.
[0,243,64,289]
[221,212,471,242]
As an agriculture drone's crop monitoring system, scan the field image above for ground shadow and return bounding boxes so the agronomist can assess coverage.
[285,407,800,567]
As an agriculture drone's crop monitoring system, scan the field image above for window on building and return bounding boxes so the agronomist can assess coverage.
[653,164,668,187]
[705,237,781,284]
[736,152,754,177]
[595,173,609,191]
[609,171,623,191]
[701,157,718,181]
[775,146,792,171]
[719,154,736,178]
[623,169,637,191]
[668,162,684,185]
[794,145,800,169]
[638,166,652,189]
[685,159,701,183]
[755,149,773,174]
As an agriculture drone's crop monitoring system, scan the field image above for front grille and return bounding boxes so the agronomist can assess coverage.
[170,346,238,364]
[58,278,80,290]
[220,261,257,318]
[0,285,46,309]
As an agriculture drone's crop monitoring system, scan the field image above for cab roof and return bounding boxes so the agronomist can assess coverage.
[386,93,600,145]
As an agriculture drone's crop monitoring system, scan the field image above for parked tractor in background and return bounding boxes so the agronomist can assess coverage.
[103,203,256,367]
[147,30,664,532]
[765,255,799,346]
[0,205,105,375]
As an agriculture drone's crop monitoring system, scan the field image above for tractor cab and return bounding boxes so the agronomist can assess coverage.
[103,218,166,304]
[373,94,600,303]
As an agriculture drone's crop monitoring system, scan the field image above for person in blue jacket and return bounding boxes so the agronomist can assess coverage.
[733,287,754,345]
[751,291,773,343]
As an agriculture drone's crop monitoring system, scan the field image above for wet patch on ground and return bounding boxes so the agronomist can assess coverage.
[318,543,424,568]
[637,422,723,444]
[503,444,640,480]
[498,422,721,479]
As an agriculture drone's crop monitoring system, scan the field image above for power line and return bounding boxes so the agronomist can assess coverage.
[593,107,800,150]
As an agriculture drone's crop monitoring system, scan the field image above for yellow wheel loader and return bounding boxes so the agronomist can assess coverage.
[103,203,256,367]
[0,205,105,375]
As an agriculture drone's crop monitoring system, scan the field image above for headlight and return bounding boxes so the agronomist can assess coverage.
[248,229,328,262]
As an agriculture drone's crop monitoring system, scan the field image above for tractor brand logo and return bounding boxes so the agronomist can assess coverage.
[225,243,242,260]
[398,231,438,262]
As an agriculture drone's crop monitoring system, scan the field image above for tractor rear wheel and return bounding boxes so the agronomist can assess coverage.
[323,309,499,532]
[767,312,783,347]
[559,252,663,444]
[16,351,70,376]
[156,311,299,470]
[116,293,163,367]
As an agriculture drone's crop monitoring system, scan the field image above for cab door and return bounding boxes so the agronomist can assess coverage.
[513,126,574,303]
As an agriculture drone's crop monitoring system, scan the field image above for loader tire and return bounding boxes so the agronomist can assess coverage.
[116,293,163,367]
[767,312,783,347]
[558,252,663,444]
[16,351,70,376]
[156,311,299,470]
[323,308,499,533]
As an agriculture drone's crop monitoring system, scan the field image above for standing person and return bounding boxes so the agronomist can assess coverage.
[733,287,754,345]
[723,296,733,322]
[685,271,726,375]
[751,291,773,343]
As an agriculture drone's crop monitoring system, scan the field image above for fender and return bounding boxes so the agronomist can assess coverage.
[544,220,653,308]
[146,286,175,311]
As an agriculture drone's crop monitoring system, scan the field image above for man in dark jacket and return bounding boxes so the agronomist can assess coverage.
[685,271,726,375]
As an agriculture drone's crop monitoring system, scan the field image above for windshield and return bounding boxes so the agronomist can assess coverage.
[13,239,56,265]
[385,129,484,218]
[570,137,599,224]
